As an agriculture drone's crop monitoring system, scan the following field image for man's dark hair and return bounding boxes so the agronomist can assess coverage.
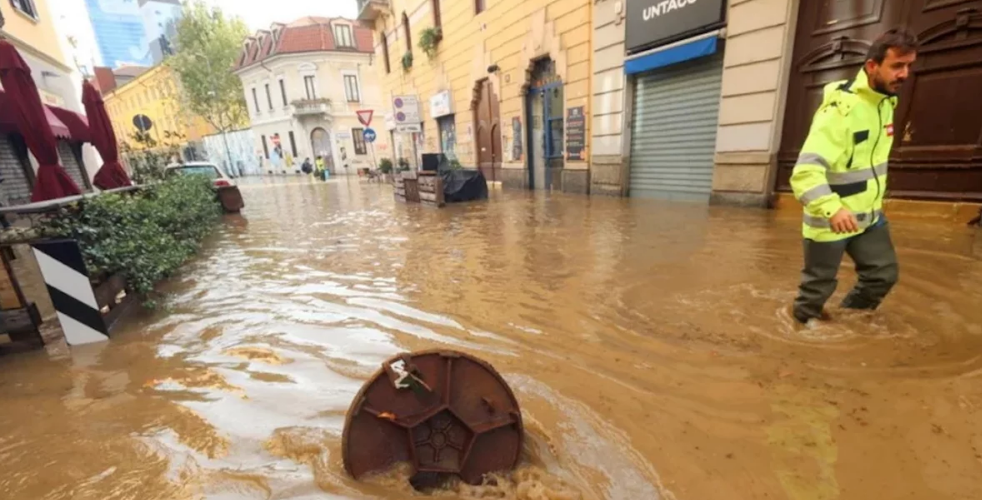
[866,29,919,63]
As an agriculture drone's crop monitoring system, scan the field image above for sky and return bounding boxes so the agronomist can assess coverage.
[206,0,359,31]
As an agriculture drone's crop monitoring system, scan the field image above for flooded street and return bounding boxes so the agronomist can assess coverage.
[3,176,982,500]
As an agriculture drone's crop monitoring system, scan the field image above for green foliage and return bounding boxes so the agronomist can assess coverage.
[120,131,181,184]
[449,158,462,170]
[418,27,442,59]
[38,176,222,307]
[397,157,410,171]
[378,158,393,174]
[402,51,413,71]
[167,0,249,133]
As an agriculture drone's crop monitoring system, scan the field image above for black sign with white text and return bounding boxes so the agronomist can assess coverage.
[625,0,726,53]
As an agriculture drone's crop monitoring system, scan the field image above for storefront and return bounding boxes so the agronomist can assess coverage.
[430,90,456,160]
[624,0,727,201]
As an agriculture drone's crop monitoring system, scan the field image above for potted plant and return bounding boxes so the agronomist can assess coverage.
[378,158,394,182]
[418,27,442,59]
[402,51,413,71]
[397,157,410,172]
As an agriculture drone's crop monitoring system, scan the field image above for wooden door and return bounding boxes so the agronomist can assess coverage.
[889,1,982,198]
[776,0,982,201]
[474,80,501,182]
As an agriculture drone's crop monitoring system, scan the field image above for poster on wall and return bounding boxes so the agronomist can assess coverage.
[511,117,523,161]
[566,107,585,162]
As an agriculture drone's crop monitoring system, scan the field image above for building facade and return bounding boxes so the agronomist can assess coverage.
[234,17,391,175]
[1,0,99,204]
[102,64,219,154]
[591,0,982,210]
[360,0,593,192]
[84,0,151,68]
[139,0,182,65]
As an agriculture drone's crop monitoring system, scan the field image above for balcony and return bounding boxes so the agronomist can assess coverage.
[357,0,391,25]
[292,98,332,119]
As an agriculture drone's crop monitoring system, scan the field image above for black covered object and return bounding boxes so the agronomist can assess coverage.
[441,169,488,203]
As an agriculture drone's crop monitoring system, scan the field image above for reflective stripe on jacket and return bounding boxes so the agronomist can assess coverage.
[790,69,897,242]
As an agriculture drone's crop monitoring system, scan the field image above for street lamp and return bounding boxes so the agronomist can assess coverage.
[188,52,235,178]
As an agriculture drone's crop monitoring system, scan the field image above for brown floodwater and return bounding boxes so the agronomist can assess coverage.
[2,176,982,500]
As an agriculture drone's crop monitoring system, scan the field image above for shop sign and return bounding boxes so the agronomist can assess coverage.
[565,107,586,161]
[430,90,452,118]
[625,0,726,53]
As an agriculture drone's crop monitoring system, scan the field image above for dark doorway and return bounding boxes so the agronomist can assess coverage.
[526,58,563,190]
[777,1,982,201]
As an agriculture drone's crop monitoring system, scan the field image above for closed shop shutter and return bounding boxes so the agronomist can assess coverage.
[629,52,724,201]
[57,141,91,192]
[0,135,33,206]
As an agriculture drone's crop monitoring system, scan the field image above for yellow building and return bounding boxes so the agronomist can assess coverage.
[359,0,592,193]
[103,64,219,151]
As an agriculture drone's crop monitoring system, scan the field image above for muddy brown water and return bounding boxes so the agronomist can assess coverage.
[2,176,982,500]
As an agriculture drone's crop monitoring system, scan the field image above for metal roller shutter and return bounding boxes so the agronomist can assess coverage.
[57,141,91,192]
[0,136,33,206]
[629,52,724,201]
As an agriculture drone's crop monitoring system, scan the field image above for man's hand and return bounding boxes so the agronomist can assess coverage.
[830,208,859,234]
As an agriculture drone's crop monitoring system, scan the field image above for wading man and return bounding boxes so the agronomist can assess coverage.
[791,30,919,324]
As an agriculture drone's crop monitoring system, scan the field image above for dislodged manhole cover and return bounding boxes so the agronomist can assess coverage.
[343,350,523,488]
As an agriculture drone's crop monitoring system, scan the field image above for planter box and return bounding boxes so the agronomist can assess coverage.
[218,186,245,213]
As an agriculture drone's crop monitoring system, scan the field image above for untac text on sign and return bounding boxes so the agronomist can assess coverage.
[625,0,726,53]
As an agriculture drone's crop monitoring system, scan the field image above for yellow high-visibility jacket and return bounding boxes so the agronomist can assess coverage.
[790,69,898,242]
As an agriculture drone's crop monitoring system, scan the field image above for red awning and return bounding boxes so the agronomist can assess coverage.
[0,89,81,141]
[47,105,90,143]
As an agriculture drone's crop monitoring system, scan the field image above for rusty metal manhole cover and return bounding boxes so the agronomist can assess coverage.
[342,350,523,488]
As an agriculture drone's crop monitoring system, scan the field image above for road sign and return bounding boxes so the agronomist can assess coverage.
[392,95,421,132]
[363,128,377,143]
[356,109,374,127]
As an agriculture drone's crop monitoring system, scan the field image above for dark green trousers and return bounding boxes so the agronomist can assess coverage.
[793,222,899,323]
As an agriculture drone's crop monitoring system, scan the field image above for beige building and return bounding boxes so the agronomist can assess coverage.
[592,0,982,213]
[234,17,392,175]
[359,0,593,192]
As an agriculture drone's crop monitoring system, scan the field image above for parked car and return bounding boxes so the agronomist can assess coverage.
[164,162,234,188]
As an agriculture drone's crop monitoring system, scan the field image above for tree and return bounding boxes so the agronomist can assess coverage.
[167,1,249,136]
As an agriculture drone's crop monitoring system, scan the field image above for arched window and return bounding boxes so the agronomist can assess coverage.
[432,0,442,29]
[402,12,412,53]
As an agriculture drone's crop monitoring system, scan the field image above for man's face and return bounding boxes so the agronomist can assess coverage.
[866,48,917,96]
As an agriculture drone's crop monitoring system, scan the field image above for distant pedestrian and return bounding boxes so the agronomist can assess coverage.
[790,29,918,324]
[301,157,313,175]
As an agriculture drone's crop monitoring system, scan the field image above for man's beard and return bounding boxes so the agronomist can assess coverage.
[871,74,902,96]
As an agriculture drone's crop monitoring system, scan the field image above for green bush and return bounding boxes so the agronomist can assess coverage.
[39,176,222,306]
[378,158,394,174]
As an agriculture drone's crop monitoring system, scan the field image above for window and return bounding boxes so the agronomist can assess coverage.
[11,0,38,20]
[265,83,273,110]
[475,0,485,14]
[438,115,456,157]
[279,79,288,107]
[334,24,354,48]
[251,87,260,113]
[402,12,411,53]
[381,33,391,74]
[432,0,442,28]
[544,85,564,158]
[343,75,360,102]
[261,135,269,159]
[352,128,367,155]
[288,131,298,157]
[304,75,316,99]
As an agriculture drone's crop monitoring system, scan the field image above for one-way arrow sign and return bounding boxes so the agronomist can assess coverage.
[356,109,374,127]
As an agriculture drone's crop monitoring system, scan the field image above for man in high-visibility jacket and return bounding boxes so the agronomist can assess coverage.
[790,29,919,324]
